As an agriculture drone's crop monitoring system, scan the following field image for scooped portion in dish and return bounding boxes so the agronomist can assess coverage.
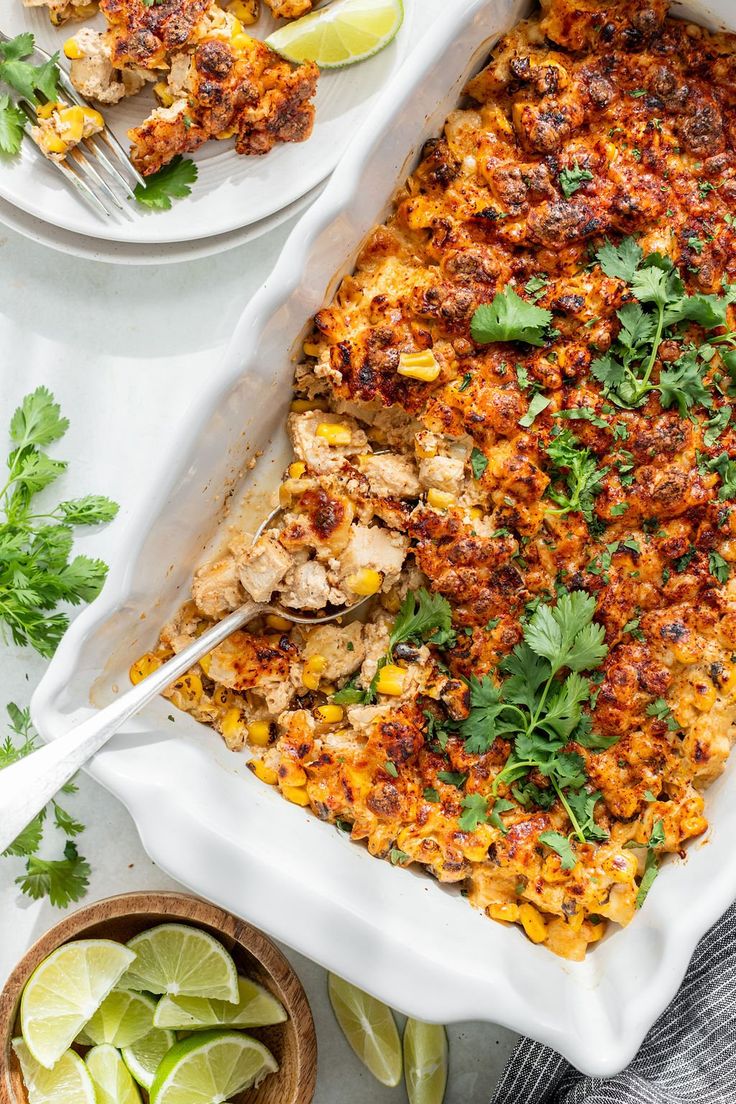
[138,0,736,959]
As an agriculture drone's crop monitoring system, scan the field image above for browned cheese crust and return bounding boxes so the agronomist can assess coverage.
[141,0,736,958]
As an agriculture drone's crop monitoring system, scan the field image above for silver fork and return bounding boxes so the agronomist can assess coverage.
[0,29,146,218]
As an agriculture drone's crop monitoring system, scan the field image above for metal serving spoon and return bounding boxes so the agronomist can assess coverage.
[0,506,370,854]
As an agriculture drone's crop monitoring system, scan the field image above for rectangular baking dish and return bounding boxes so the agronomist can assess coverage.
[32,0,736,1076]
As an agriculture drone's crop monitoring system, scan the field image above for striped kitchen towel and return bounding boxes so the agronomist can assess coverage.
[490,901,736,1103]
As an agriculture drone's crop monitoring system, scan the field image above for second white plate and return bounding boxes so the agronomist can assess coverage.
[0,0,416,246]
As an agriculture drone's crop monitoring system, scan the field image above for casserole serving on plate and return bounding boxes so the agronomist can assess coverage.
[33,0,736,1075]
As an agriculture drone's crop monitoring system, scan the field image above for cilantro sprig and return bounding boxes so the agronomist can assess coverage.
[458,592,609,854]
[471,286,552,347]
[545,429,607,523]
[0,34,61,159]
[1,703,90,907]
[134,155,198,211]
[592,236,736,410]
[635,818,665,908]
[559,161,593,198]
[0,387,119,656]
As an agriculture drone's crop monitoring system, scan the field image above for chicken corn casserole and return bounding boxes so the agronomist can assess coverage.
[136,0,736,959]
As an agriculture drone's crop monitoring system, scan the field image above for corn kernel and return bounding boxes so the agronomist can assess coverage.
[230,32,250,51]
[680,814,708,838]
[279,759,307,787]
[43,134,68,154]
[250,759,278,786]
[266,614,292,631]
[82,107,104,129]
[60,106,85,141]
[288,461,306,479]
[282,785,310,807]
[63,37,84,59]
[168,673,203,709]
[248,720,271,747]
[199,652,212,676]
[290,399,327,413]
[398,350,441,382]
[316,704,344,724]
[216,126,238,140]
[316,422,352,446]
[221,707,245,743]
[427,488,455,511]
[347,568,383,596]
[463,842,490,862]
[154,82,174,108]
[519,903,547,944]
[375,664,406,697]
[468,507,483,521]
[603,852,636,884]
[415,432,437,459]
[129,652,161,685]
[586,919,607,943]
[692,682,717,711]
[303,342,321,356]
[37,100,60,120]
[303,654,327,690]
[227,0,258,24]
[488,902,520,923]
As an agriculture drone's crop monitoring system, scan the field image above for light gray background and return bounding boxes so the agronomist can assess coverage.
[0,222,519,1101]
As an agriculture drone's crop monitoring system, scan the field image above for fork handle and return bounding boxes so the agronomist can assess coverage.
[0,601,268,855]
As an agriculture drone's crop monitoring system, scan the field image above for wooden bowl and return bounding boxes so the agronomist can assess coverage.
[0,892,317,1104]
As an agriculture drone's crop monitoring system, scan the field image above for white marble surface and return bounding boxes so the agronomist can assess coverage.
[0,221,520,1101]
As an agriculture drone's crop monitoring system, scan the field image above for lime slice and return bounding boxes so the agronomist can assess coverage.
[119,925,239,1002]
[122,1026,177,1091]
[12,1038,97,1104]
[327,974,402,1087]
[403,1019,448,1104]
[86,1044,142,1104]
[266,0,404,69]
[149,1030,278,1104]
[20,939,135,1069]
[154,975,286,1031]
[77,989,157,1048]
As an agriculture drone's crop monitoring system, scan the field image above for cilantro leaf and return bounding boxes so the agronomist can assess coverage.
[470,447,488,480]
[709,550,730,584]
[437,770,467,788]
[565,789,608,842]
[459,793,489,832]
[0,33,35,62]
[57,496,119,526]
[518,391,551,428]
[10,386,68,449]
[134,155,198,210]
[524,591,606,674]
[389,588,455,653]
[0,95,25,157]
[16,841,90,908]
[703,406,731,447]
[546,429,607,522]
[559,162,593,199]
[461,675,505,754]
[489,797,515,833]
[596,237,643,283]
[53,801,85,837]
[471,287,552,347]
[4,809,46,858]
[539,830,577,869]
[635,818,665,908]
[705,452,736,500]
[0,50,60,105]
[658,347,711,415]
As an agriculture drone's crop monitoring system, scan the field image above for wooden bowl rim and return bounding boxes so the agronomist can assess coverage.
[0,891,317,1104]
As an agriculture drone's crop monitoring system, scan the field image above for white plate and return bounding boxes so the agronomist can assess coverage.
[0,0,415,245]
[32,0,736,1078]
[0,180,321,263]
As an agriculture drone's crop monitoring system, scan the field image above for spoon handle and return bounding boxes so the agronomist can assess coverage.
[0,600,268,855]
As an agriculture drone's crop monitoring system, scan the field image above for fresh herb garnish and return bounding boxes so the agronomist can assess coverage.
[134,155,198,211]
[635,818,665,908]
[459,592,608,849]
[1,703,90,907]
[470,447,488,480]
[538,830,577,869]
[559,161,593,198]
[0,33,59,105]
[545,430,607,523]
[471,287,552,347]
[389,588,455,653]
[0,94,25,157]
[459,793,489,832]
[0,388,118,656]
[519,392,551,428]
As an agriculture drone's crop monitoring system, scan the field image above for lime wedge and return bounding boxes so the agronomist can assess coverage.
[154,975,286,1031]
[77,990,157,1048]
[20,939,135,1069]
[119,925,238,1002]
[122,1026,177,1091]
[149,1030,278,1104]
[403,1019,448,1104]
[266,0,403,68]
[12,1038,97,1104]
[86,1044,142,1104]
[327,974,402,1087]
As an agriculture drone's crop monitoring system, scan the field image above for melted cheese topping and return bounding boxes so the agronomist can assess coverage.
[144,0,736,959]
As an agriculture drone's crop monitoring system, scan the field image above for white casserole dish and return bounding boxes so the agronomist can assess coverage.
[32,0,736,1076]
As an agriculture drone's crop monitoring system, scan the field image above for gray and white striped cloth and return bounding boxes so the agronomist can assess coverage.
[490,902,736,1103]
